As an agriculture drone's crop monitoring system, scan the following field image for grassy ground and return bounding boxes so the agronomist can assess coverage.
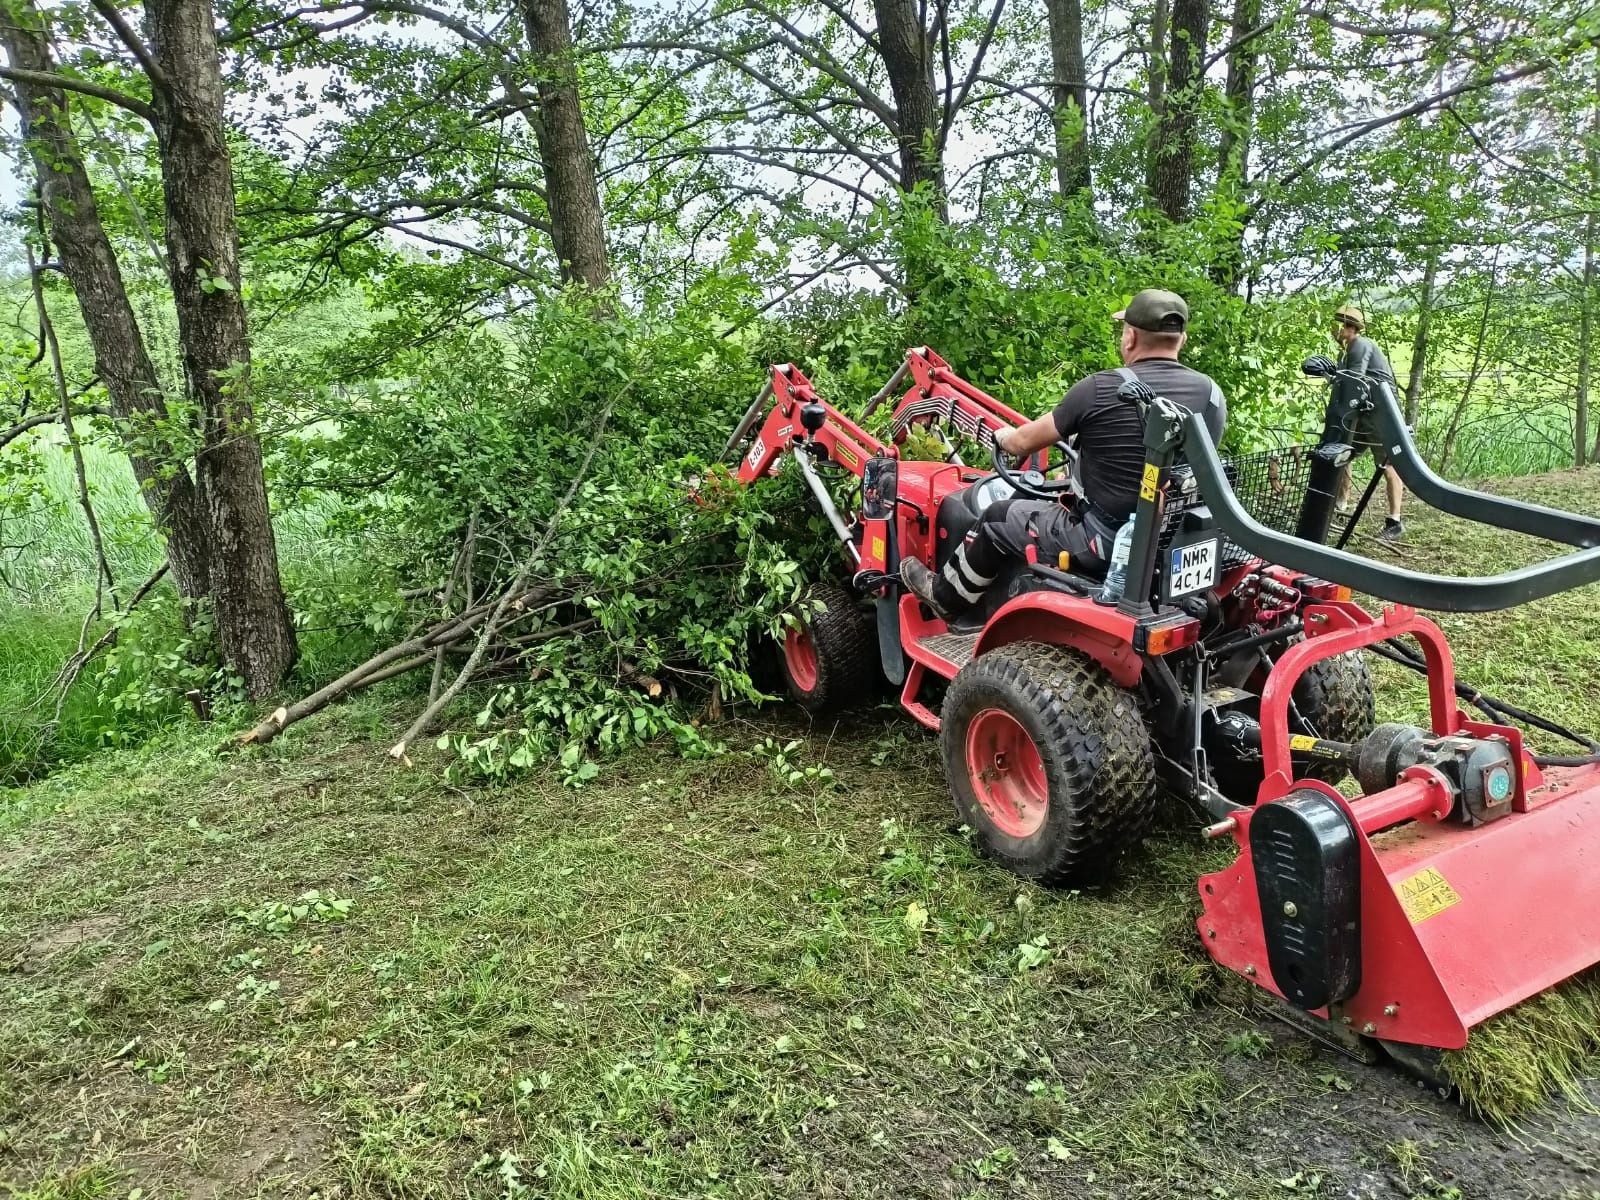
[4,470,1600,1199]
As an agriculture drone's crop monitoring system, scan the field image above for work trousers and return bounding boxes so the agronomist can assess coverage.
[934,497,1112,614]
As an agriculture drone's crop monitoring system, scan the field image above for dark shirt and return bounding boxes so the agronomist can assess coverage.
[1050,358,1227,522]
[1321,335,1395,445]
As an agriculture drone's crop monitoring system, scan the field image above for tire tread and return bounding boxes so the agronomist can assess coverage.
[941,643,1156,885]
[783,582,877,715]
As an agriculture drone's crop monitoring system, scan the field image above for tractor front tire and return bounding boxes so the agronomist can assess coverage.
[941,643,1157,886]
[779,582,876,716]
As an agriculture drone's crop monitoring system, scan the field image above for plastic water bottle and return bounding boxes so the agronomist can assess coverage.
[1098,517,1137,604]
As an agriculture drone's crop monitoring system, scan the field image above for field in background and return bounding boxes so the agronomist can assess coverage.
[0,437,370,784]
[2,469,1599,1199]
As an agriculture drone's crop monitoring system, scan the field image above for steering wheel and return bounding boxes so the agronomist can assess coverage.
[990,438,1077,501]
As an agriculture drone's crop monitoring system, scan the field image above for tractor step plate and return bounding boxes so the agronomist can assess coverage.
[916,630,980,671]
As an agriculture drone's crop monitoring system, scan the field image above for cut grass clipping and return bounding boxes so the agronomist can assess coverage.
[1444,966,1600,1124]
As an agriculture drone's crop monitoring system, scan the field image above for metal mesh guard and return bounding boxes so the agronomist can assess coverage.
[1160,444,1319,565]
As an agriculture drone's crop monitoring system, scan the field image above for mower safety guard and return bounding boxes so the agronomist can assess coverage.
[1199,600,1600,1048]
[1175,412,1600,612]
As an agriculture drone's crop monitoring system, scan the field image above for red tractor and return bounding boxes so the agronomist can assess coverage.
[724,346,1600,1072]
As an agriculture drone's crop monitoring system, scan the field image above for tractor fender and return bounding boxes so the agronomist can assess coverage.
[973,592,1143,688]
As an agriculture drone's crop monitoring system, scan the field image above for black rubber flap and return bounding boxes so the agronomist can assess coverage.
[1250,790,1362,1010]
[877,593,905,686]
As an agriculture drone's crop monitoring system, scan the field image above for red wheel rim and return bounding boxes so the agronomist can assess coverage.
[783,626,819,692]
[964,708,1048,838]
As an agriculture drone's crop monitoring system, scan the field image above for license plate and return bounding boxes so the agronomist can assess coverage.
[1168,538,1219,598]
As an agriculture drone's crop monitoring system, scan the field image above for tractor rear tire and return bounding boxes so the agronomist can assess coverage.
[1291,650,1377,783]
[778,582,877,716]
[1213,648,1376,802]
[940,643,1157,886]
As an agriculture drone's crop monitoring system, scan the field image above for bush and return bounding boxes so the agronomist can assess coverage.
[269,292,840,779]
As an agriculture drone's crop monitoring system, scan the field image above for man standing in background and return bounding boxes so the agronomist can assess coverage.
[1323,304,1405,543]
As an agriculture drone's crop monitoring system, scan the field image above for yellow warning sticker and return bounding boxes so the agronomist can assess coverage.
[836,443,860,470]
[870,536,886,563]
[1289,734,1316,751]
[1395,867,1462,925]
[1139,463,1160,503]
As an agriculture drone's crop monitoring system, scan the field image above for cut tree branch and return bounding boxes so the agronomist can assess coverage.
[388,369,636,759]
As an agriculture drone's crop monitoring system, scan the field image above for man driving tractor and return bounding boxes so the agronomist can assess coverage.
[900,288,1227,618]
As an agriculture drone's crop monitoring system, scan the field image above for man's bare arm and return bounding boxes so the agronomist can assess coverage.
[994,413,1060,457]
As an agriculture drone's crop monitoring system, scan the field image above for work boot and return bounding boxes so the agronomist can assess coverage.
[899,557,955,621]
[1377,517,1404,543]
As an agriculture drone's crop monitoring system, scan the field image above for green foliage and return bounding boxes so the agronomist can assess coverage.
[761,204,1332,451]
[273,290,831,779]
[232,890,356,935]
[95,596,240,723]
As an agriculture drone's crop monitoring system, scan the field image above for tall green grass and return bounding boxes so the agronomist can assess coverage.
[0,434,386,784]
[0,438,161,603]
[1414,400,1575,479]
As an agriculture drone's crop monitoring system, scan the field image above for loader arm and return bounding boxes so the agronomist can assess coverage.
[729,364,890,486]
[885,347,1052,473]
[725,364,899,578]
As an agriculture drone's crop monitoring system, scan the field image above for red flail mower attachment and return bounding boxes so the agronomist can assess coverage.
[1180,359,1600,1059]
[1198,599,1600,1053]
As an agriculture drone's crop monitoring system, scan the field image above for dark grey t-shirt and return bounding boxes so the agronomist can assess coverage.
[1050,358,1227,522]
[1322,335,1396,445]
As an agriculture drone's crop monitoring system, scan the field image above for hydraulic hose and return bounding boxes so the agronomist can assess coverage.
[1366,638,1600,767]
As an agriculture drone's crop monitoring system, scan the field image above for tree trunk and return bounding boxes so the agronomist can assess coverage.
[143,0,297,696]
[0,0,210,599]
[1210,0,1260,285]
[1144,0,1169,197]
[1149,0,1207,222]
[1405,251,1438,428]
[515,0,610,290]
[1147,0,1168,118]
[1438,264,1497,476]
[872,0,946,216]
[1214,0,1259,185]
[1579,239,1593,468]
[1046,0,1090,203]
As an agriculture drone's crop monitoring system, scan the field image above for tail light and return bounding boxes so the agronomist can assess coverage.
[1300,579,1352,602]
[1135,615,1201,656]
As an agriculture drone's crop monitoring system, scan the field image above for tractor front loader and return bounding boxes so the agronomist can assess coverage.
[724,346,1600,1079]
